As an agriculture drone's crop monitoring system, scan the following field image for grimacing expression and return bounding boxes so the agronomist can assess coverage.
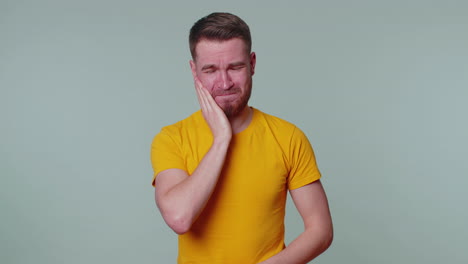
[190,38,256,118]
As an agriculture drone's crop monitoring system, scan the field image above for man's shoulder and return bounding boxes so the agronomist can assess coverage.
[160,110,204,134]
[254,107,298,132]
[152,110,206,148]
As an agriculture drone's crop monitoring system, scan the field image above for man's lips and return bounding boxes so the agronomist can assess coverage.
[212,88,241,97]
[216,92,237,97]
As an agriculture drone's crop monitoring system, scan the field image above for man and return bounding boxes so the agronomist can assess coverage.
[151,12,333,264]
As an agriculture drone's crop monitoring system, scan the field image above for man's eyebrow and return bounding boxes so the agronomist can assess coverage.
[201,61,246,71]
[229,61,246,67]
[201,64,216,71]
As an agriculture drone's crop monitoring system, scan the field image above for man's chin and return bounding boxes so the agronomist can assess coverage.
[222,106,235,118]
[222,104,249,118]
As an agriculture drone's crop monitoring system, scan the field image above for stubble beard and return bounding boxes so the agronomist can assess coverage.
[214,85,252,118]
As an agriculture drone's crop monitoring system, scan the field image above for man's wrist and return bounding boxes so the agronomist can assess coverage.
[212,136,231,147]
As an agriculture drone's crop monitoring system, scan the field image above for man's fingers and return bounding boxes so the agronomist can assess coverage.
[195,84,206,110]
[195,80,213,112]
[194,77,210,110]
[196,80,218,111]
[194,76,203,88]
[198,85,211,110]
[197,86,210,112]
[195,84,203,107]
[200,87,213,110]
[196,79,217,112]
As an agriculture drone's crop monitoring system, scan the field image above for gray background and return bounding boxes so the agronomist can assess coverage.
[1,0,467,263]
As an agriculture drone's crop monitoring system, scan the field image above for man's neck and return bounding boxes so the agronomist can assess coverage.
[229,106,253,134]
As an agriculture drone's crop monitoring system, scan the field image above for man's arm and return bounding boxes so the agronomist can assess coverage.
[154,79,232,234]
[260,180,333,264]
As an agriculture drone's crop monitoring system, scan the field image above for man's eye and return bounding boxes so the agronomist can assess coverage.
[231,66,245,71]
[203,69,215,73]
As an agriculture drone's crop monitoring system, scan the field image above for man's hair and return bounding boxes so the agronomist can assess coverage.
[189,12,252,60]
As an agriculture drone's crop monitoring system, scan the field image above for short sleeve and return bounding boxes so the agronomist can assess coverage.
[287,127,321,190]
[150,128,187,187]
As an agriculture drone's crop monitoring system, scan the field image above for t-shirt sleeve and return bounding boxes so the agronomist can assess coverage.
[287,126,322,190]
[150,128,186,187]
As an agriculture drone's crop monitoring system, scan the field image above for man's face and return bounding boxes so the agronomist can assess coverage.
[190,38,256,118]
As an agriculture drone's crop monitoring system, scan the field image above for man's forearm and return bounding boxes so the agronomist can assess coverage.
[261,224,333,264]
[157,138,230,234]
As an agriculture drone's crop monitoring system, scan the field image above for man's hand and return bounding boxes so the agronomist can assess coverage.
[194,77,232,142]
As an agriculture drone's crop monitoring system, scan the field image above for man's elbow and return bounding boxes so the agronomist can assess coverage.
[156,195,193,234]
[162,212,193,235]
[322,227,333,251]
[309,222,334,253]
[169,218,191,235]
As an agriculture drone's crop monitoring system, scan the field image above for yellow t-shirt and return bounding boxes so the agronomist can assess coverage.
[151,107,321,264]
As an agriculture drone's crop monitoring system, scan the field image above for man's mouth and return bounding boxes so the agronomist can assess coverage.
[212,88,241,97]
[216,92,236,97]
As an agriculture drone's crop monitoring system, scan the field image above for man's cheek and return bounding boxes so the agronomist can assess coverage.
[204,82,215,93]
[198,77,212,89]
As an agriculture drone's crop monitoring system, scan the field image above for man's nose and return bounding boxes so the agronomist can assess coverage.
[218,71,233,90]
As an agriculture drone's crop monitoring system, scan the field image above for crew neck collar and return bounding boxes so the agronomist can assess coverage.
[233,106,257,136]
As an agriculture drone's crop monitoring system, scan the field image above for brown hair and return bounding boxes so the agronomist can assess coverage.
[189,12,252,60]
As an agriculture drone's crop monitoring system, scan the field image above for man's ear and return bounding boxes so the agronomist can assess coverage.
[189,60,197,79]
[250,52,256,76]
